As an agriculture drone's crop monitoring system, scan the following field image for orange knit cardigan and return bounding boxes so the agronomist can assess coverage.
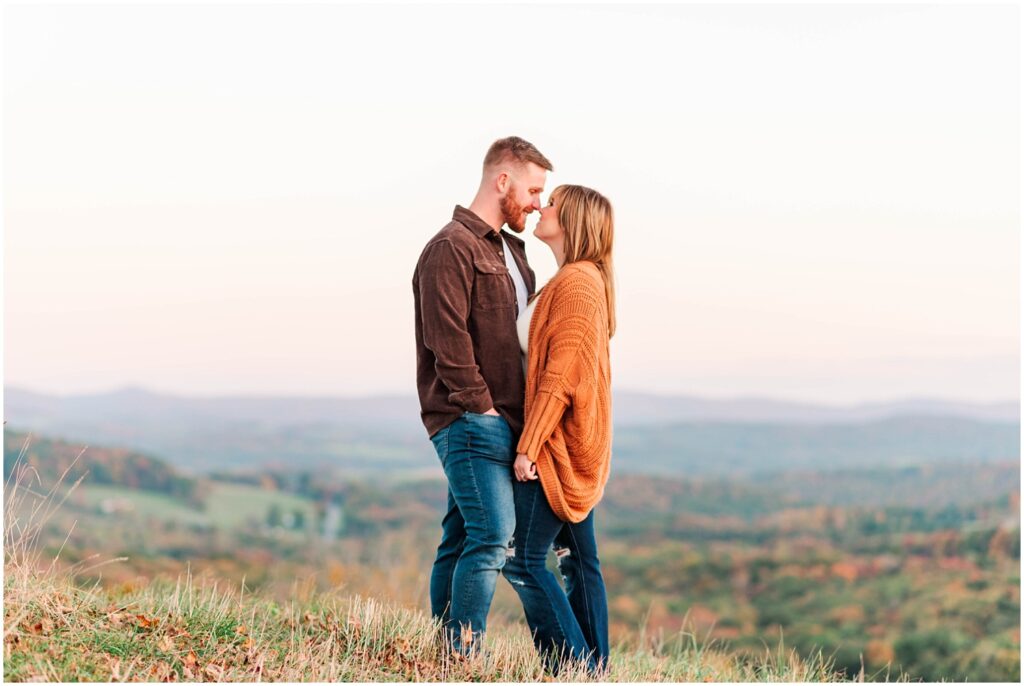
[517,260,612,523]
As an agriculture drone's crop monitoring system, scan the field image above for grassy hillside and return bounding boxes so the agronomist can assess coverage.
[2,453,864,682]
[4,429,205,503]
[75,483,316,530]
[4,564,857,682]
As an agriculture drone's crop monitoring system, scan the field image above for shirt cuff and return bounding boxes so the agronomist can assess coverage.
[450,387,494,415]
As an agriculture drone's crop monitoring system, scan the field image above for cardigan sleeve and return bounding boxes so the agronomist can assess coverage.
[517,268,605,461]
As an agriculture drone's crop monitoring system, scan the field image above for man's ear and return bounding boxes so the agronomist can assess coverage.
[495,171,510,194]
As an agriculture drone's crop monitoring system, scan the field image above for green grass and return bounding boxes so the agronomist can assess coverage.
[201,483,315,529]
[78,485,209,524]
[75,482,317,529]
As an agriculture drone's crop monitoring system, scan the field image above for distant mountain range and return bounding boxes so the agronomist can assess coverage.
[3,386,1019,476]
[6,386,1019,427]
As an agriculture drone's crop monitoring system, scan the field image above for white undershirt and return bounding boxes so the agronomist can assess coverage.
[517,296,538,356]
[501,235,529,318]
[516,296,540,376]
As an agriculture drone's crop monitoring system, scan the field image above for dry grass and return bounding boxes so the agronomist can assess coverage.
[3,437,873,682]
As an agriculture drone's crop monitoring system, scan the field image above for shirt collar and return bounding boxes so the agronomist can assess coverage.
[453,205,529,248]
[453,205,499,238]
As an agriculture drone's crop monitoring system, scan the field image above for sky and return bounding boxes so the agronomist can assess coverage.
[3,2,1020,404]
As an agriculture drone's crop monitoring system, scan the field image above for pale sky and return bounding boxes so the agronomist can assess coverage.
[3,2,1020,403]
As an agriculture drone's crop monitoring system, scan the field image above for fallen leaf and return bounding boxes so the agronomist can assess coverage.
[108,657,122,681]
[135,614,159,629]
[28,618,53,635]
[150,661,175,682]
[204,662,223,680]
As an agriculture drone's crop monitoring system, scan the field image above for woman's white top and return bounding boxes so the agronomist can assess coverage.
[516,296,539,372]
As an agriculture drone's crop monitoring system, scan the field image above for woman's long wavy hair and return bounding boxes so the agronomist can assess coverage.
[551,184,616,338]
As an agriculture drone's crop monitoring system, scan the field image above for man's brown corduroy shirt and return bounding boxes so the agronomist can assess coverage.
[413,205,536,439]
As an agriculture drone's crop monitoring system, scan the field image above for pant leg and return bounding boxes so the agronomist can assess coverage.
[429,479,465,626]
[434,413,516,653]
[554,509,610,670]
[502,478,594,674]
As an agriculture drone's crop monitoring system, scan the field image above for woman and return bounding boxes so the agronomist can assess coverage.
[501,184,615,675]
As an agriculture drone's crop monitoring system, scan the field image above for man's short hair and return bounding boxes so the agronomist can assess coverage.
[483,136,553,172]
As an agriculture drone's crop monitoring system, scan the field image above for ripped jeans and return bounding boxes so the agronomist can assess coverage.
[502,478,609,674]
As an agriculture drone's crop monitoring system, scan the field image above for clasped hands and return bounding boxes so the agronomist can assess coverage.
[514,453,538,481]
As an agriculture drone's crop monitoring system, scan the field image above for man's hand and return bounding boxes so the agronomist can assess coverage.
[514,453,538,481]
[483,407,501,416]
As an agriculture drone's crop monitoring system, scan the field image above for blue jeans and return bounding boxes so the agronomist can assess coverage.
[501,478,609,674]
[429,412,516,654]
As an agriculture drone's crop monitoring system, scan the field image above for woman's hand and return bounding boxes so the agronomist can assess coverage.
[514,453,538,481]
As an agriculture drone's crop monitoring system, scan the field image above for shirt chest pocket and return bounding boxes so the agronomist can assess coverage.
[472,257,511,310]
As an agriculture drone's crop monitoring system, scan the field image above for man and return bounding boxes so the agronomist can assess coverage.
[412,136,552,654]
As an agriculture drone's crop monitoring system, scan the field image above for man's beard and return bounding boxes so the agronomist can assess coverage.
[500,186,528,233]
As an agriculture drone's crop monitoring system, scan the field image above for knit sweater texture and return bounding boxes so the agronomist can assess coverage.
[518,260,612,523]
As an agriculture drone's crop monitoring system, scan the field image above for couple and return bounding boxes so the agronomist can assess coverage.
[412,136,615,674]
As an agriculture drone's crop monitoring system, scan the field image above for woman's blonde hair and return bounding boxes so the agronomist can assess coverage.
[551,184,616,337]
